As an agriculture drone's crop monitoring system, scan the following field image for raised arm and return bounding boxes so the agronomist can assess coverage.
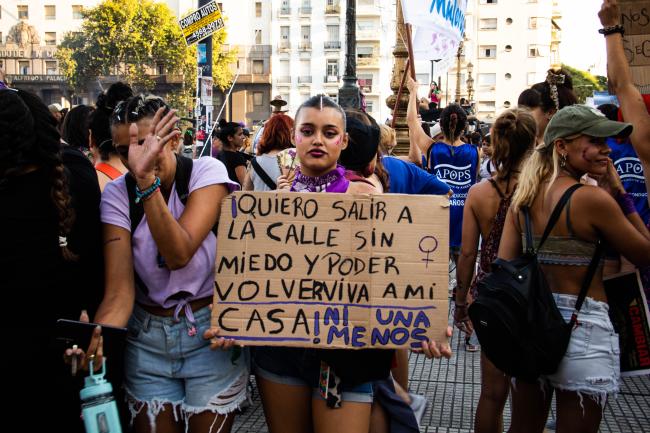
[600,0,650,168]
[406,77,433,167]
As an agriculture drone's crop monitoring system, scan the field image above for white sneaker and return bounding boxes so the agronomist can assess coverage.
[408,392,427,426]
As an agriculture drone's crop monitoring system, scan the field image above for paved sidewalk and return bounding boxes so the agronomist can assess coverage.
[233,319,650,433]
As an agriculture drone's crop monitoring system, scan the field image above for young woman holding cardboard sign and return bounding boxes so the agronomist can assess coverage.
[222,95,452,433]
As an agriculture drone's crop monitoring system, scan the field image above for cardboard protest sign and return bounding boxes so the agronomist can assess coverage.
[178,1,224,46]
[212,192,450,349]
[604,270,650,377]
[620,0,650,91]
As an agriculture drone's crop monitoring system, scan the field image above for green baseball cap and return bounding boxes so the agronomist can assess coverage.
[542,104,633,149]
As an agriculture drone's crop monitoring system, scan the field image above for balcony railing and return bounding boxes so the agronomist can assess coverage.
[357,55,379,67]
[276,76,292,84]
[325,3,341,14]
[298,76,312,84]
[324,41,341,50]
[299,41,312,51]
[278,7,291,16]
[324,75,340,83]
[299,7,312,15]
[278,40,291,50]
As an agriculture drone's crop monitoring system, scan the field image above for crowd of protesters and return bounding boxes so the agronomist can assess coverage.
[3,1,650,432]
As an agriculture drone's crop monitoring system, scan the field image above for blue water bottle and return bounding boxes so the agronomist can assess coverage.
[80,360,122,433]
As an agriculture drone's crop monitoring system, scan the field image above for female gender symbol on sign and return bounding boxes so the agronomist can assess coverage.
[419,236,438,268]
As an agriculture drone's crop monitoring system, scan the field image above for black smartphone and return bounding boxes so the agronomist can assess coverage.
[55,319,127,351]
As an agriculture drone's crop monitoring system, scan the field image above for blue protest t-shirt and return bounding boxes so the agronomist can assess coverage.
[382,156,450,195]
[425,142,479,248]
[608,138,649,224]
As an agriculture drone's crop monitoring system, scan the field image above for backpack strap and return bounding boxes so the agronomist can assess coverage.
[251,157,277,189]
[570,241,604,323]
[174,154,193,205]
[95,162,122,180]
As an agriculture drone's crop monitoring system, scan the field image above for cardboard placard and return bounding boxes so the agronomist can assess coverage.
[212,192,450,349]
[620,1,650,89]
[604,270,650,377]
[178,0,224,46]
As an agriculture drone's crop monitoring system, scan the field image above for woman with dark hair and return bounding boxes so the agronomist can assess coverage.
[242,95,451,433]
[87,94,249,432]
[61,104,94,157]
[243,113,294,191]
[216,119,247,185]
[406,76,480,264]
[0,88,103,431]
[455,109,537,433]
[525,69,578,145]
[89,82,134,191]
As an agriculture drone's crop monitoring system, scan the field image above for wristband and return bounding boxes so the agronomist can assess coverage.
[598,25,624,36]
[135,177,161,203]
[616,192,637,215]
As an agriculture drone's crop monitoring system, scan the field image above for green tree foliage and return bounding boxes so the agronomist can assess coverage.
[562,64,607,103]
[56,0,236,113]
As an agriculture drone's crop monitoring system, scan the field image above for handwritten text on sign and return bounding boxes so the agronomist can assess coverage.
[212,192,449,349]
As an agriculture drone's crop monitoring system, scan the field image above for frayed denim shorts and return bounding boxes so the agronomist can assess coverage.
[124,304,250,424]
[252,347,374,404]
[540,294,620,405]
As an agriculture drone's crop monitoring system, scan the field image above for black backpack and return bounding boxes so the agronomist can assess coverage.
[124,154,217,295]
[468,184,603,382]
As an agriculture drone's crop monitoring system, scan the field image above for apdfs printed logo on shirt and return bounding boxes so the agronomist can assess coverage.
[433,163,473,187]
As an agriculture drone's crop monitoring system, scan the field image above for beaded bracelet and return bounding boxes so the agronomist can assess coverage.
[598,25,625,36]
[135,177,161,203]
[616,192,637,215]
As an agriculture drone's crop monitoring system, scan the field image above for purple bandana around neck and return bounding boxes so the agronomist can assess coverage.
[290,165,349,193]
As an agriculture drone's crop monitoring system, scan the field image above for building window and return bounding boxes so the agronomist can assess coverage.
[326,59,339,79]
[505,44,512,52]
[281,93,290,105]
[45,5,56,20]
[478,73,496,87]
[19,61,29,75]
[255,29,262,44]
[301,25,311,41]
[157,63,165,75]
[528,44,547,57]
[358,73,373,93]
[255,2,262,17]
[506,18,513,25]
[253,92,263,106]
[46,61,57,75]
[357,46,374,59]
[253,60,264,74]
[479,45,497,58]
[529,17,538,29]
[281,26,290,40]
[366,100,374,113]
[18,5,29,19]
[72,5,83,19]
[45,32,57,46]
[505,73,512,80]
[479,18,497,30]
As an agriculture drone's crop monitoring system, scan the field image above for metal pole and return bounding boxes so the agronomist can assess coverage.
[338,0,359,109]
[200,72,240,158]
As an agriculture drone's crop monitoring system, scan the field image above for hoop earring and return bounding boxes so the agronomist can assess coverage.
[560,153,567,168]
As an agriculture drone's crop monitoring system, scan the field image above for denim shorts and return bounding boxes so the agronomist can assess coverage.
[124,304,250,423]
[540,294,620,405]
[252,347,374,403]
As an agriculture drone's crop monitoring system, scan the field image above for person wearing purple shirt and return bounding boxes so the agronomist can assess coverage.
[88,95,248,433]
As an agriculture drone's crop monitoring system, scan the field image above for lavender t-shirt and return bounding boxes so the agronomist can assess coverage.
[101,157,237,308]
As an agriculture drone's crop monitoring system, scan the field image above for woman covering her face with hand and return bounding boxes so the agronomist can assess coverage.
[84,95,249,433]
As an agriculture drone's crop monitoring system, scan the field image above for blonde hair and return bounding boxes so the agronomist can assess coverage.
[379,124,396,154]
[511,144,562,212]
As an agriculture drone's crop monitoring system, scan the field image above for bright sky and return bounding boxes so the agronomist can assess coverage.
[560,0,607,76]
